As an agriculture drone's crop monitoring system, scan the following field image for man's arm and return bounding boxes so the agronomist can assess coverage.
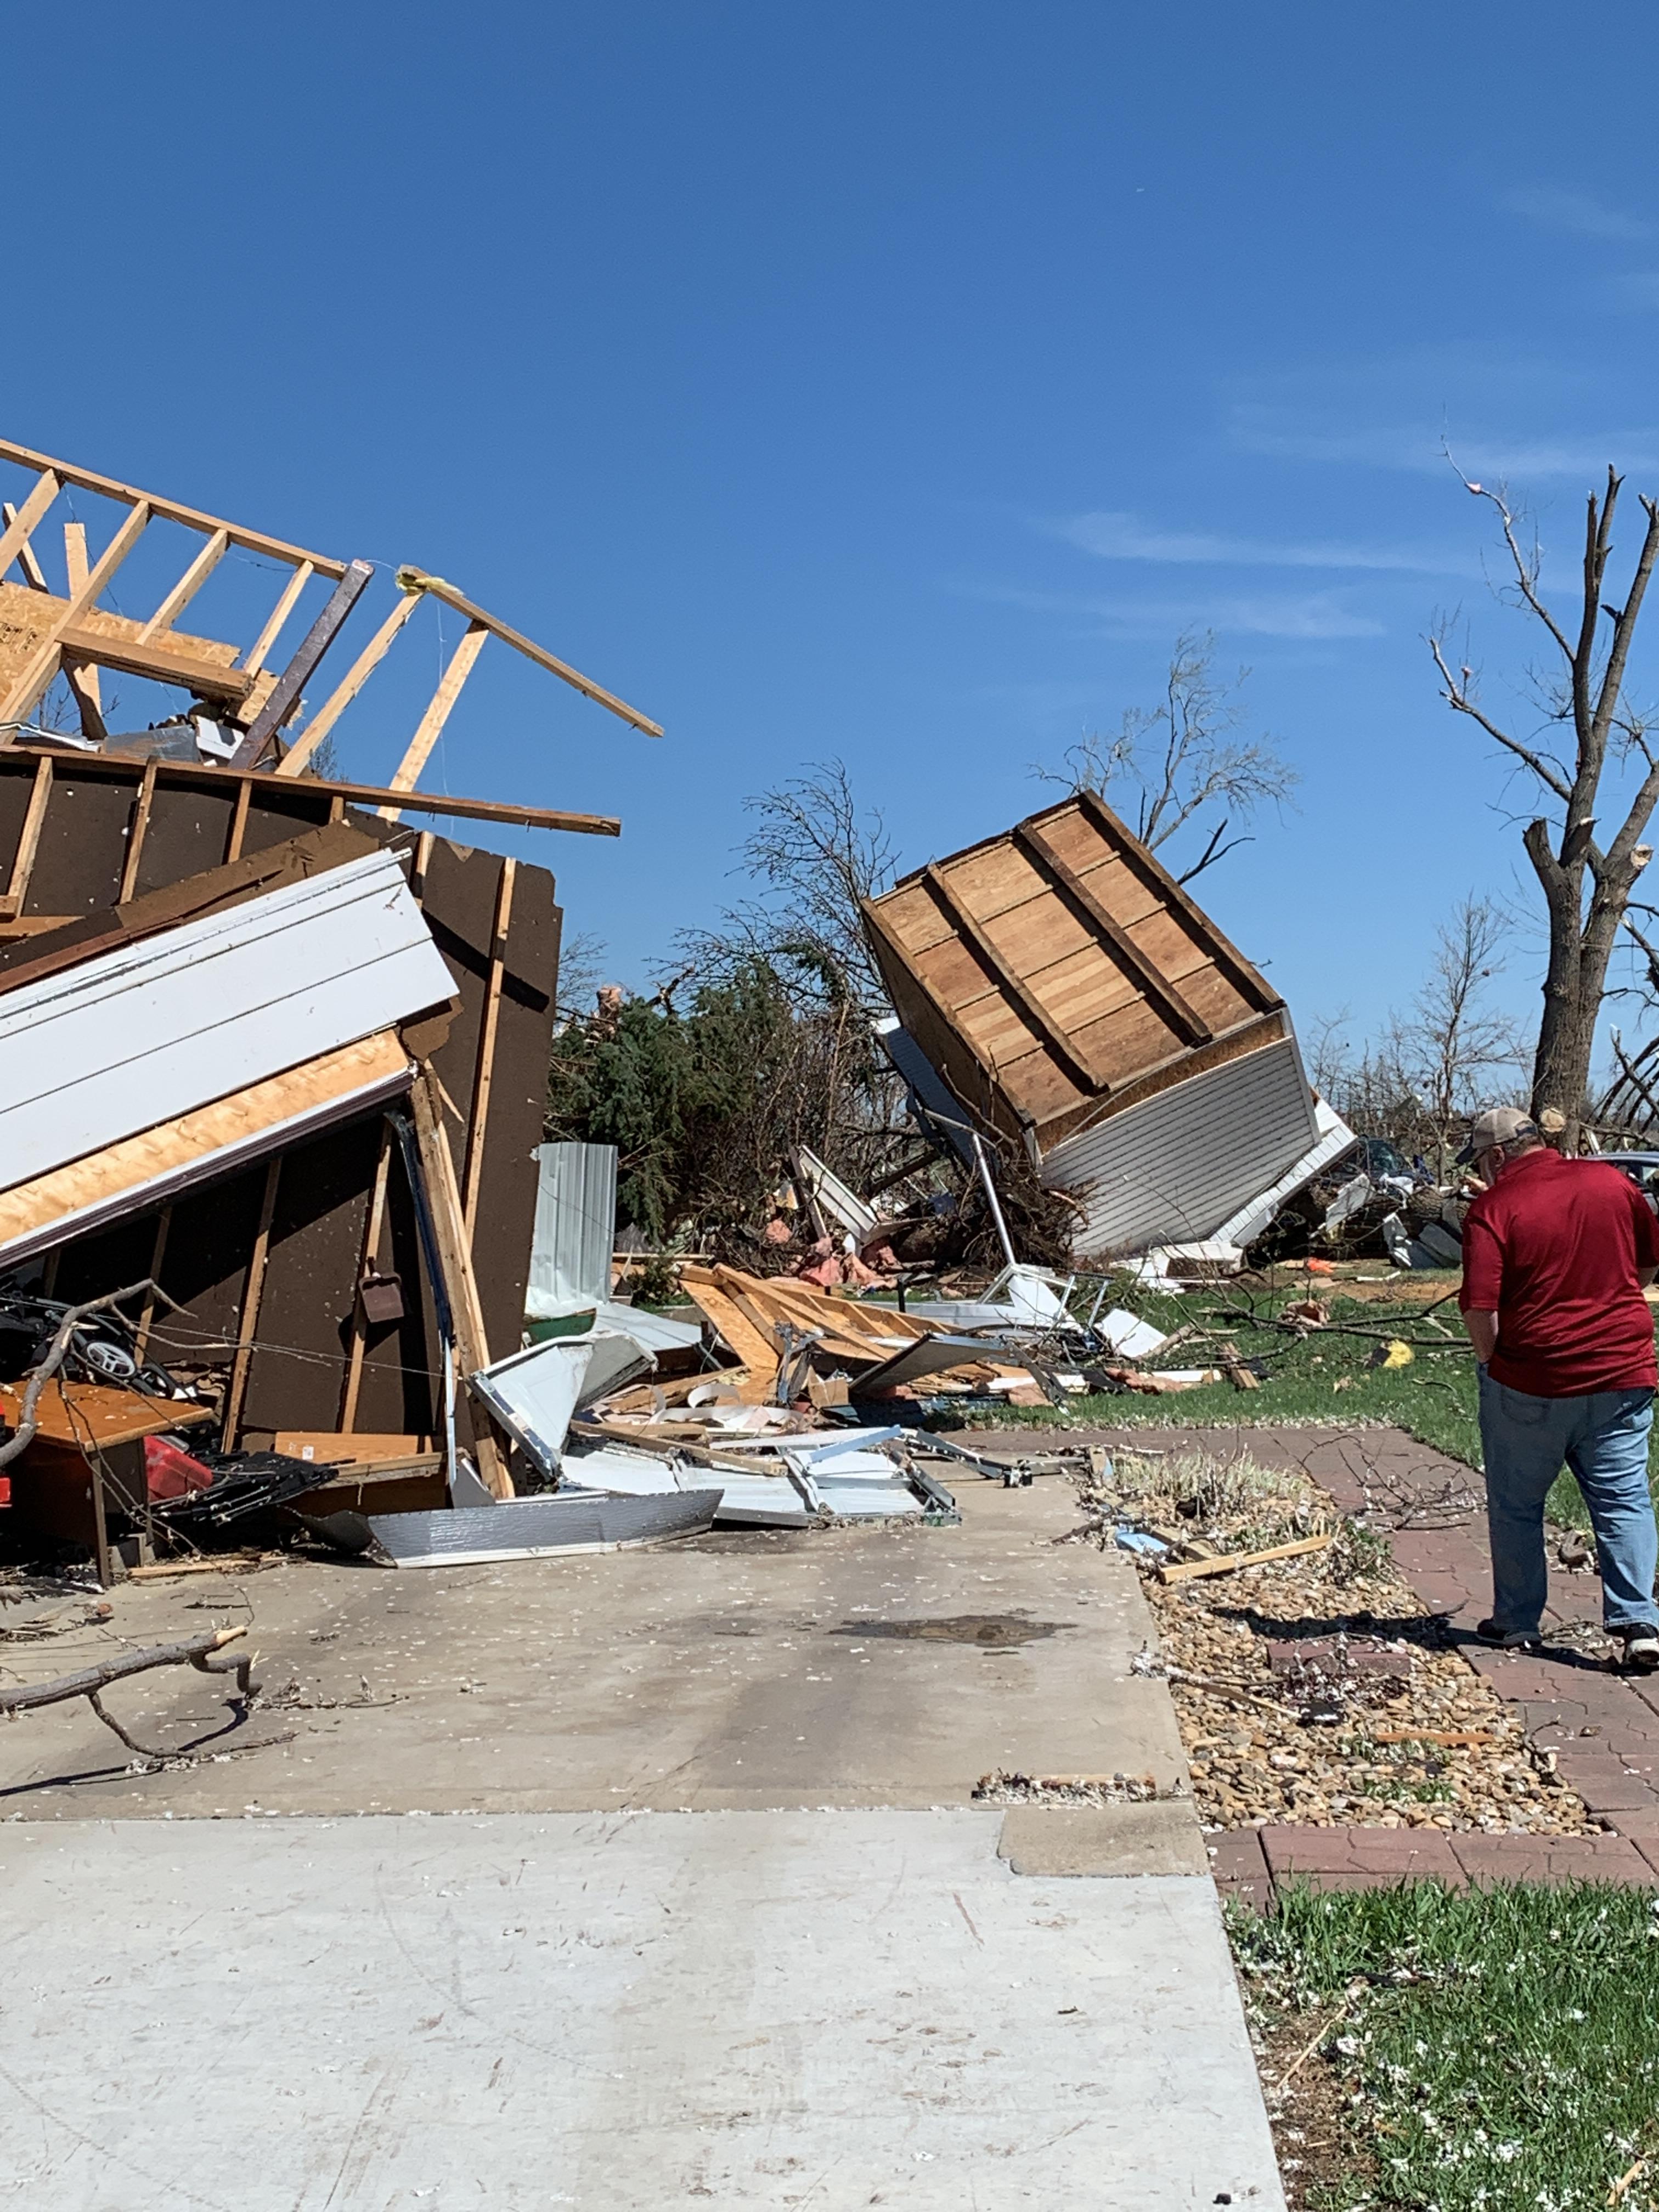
[1463,1308,1498,1364]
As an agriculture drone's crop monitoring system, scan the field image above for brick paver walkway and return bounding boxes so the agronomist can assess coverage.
[1033,1422,1659,1898]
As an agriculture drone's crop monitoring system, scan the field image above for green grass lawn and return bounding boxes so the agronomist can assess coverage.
[943,1274,1659,1530]
[1232,1880,1659,2210]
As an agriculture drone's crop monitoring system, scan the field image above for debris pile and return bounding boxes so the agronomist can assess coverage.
[1080,1448,1592,1836]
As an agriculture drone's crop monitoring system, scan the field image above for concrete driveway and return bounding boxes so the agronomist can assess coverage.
[0,1474,1284,2208]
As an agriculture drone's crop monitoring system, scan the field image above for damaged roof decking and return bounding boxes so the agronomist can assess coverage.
[864,788,1286,1152]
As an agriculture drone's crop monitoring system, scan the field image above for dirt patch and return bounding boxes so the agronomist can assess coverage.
[1075,1447,1593,1836]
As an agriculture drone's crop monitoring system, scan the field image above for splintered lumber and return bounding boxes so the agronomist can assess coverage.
[1157,1533,1335,1585]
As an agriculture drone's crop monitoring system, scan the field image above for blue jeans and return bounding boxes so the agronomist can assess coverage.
[1477,1372,1659,1634]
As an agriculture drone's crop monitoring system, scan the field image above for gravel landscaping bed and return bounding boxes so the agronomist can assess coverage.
[1071,1444,1594,1835]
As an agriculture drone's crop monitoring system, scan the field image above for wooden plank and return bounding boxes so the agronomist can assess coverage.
[224,778,252,864]
[0,438,345,576]
[924,864,1104,1096]
[1,501,50,591]
[1071,788,1281,1013]
[243,560,313,678]
[1014,820,1212,1047]
[0,758,52,919]
[139,526,229,642]
[380,618,488,814]
[275,587,422,776]
[0,500,151,730]
[229,559,375,765]
[220,1155,280,1448]
[678,1267,781,1381]
[60,525,106,741]
[0,472,59,592]
[118,760,158,901]
[1157,1532,1333,1585]
[338,1122,394,1432]
[133,1208,172,1361]
[410,1064,512,1497]
[461,857,514,1236]
[397,567,663,737]
[3,743,623,838]
[52,622,255,703]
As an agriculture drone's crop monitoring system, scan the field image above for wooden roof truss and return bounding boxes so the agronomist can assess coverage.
[0,437,662,831]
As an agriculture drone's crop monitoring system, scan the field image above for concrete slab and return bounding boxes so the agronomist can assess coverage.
[0,1809,1285,2212]
[997,1798,1210,1876]
[0,1477,1188,1818]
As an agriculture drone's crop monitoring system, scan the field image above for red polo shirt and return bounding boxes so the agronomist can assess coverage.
[1459,1148,1659,1396]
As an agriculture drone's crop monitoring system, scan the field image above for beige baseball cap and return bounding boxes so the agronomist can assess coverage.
[1457,1105,1540,1163]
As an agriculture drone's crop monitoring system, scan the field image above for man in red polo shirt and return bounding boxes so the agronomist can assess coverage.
[1459,1105,1659,1669]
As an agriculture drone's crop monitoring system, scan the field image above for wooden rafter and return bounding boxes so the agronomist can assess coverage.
[1014,820,1211,1047]
[0,500,151,731]
[396,567,663,738]
[1,501,50,591]
[243,561,314,678]
[380,619,490,814]
[139,527,229,643]
[0,438,345,575]
[922,864,1105,1096]
[0,472,60,590]
[275,588,422,778]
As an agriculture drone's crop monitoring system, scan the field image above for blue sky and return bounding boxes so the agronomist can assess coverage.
[9,3,1659,1055]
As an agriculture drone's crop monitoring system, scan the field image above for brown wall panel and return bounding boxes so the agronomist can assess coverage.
[19,768,133,918]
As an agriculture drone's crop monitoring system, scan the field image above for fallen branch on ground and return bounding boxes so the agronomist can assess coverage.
[0,1626,259,1759]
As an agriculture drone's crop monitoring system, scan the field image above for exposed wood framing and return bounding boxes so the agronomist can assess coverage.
[1,501,50,591]
[0,758,52,918]
[397,567,664,737]
[52,623,255,705]
[0,439,346,576]
[922,863,1105,1095]
[117,761,157,901]
[0,500,151,732]
[380,618,489,815]
[0,472,60,591]
[1014,820,1212,1048]
[861,897,1007,1093]
[462,859,515,1237]
[60,523,106,742]
[410,1065,511,1498]
[224,778,252,864]
[1074,787,1282,1014]
[274,588,422,777]
[220,1156,281,1448]
[133,1210,172,1362]
[338,1123,394,1433]
[229,559,375,765]
[243,561,314,679]
[4,743,622,838]
[139,526,229,643]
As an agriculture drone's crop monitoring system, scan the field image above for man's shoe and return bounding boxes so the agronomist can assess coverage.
[1615,1624,1659,1673]
[1475,1619,1541,1649]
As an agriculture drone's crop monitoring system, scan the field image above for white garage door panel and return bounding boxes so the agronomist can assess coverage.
[0,850,454,1191]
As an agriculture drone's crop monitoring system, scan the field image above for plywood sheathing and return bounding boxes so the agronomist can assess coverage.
[864,789,1287,1155]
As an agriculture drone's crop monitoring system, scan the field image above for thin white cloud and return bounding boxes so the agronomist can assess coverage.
[1229,405,1659,481]
[1049,509,1472,575]
[1500,185,1649,241]
[970,580,1384,642]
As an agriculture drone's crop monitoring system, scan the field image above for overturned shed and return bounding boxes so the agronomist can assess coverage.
[862,789,1322,1259]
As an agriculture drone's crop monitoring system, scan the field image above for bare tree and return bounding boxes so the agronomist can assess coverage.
[1316,898,1527,1168]
[681,759,899,1014]
[1040,630,1298,882]
[1431,466,1659,1143]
